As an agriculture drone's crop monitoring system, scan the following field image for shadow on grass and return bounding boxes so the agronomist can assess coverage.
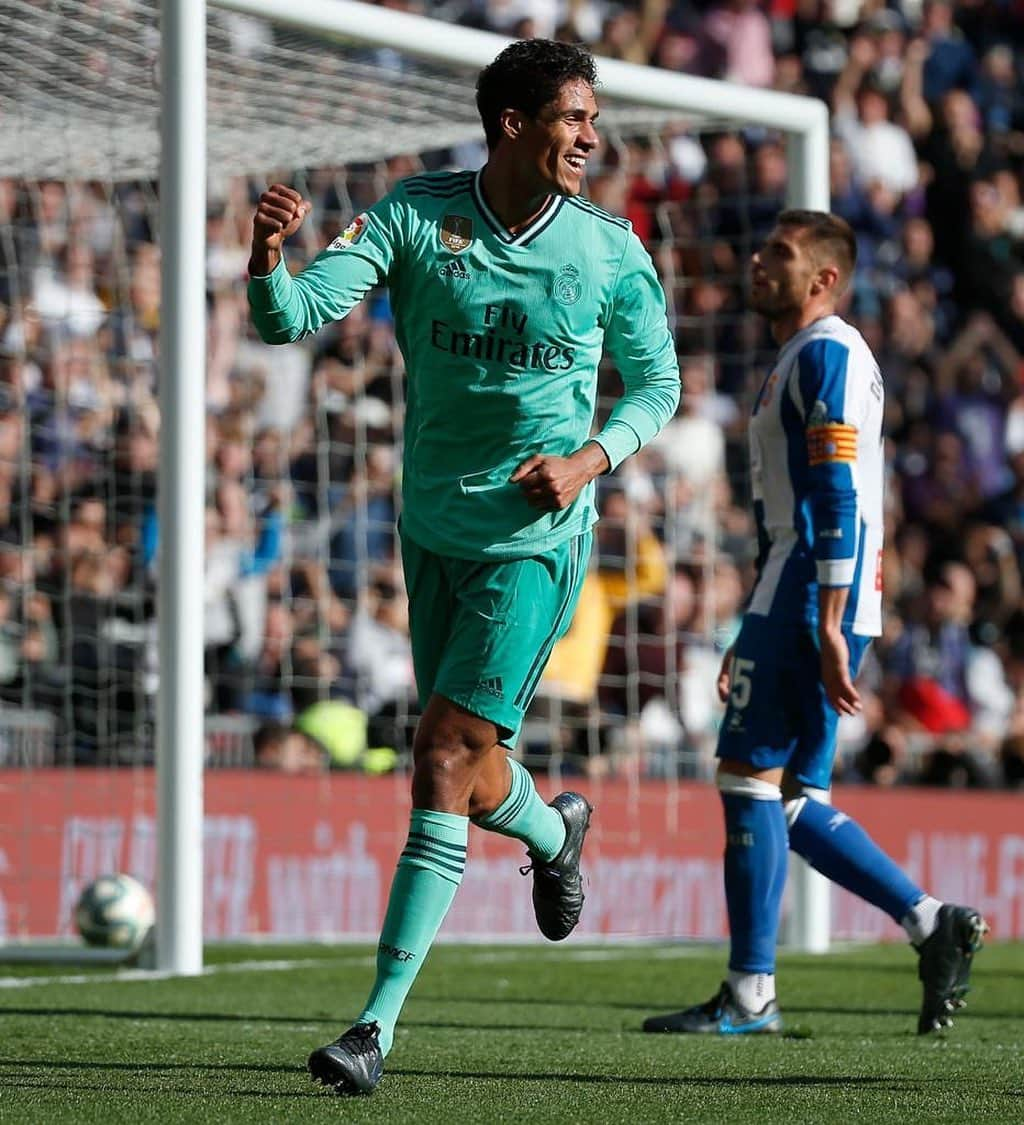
[389,1067,920,1089]
[784,959,1024,981]
[0,1078,318,1100]
[0,1058,297,1074]
[416,992,1020,1022]
[6,1001,1017,1040]
[420,993,924,1020]
[0,1057,924,1092]
[0,1007,596,1034]
[0,1006,331,1025]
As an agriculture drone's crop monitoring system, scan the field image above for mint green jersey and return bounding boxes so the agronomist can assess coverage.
[249,169,680,559]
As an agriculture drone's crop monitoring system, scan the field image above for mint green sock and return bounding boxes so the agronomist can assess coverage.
[472,758,566,861]
[358,809,467,1055]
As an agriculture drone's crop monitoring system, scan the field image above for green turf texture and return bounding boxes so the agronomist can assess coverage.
[2,941,1021,1123]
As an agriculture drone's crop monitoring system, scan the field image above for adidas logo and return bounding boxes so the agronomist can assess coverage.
[478,675,503,699]
[439,258,471,281]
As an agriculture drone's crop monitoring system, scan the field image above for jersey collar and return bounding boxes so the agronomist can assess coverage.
[471,170,564,247]
[779,314,842,362]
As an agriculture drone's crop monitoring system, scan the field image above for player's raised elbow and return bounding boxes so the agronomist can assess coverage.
[267,326,306,346]
[249,316,307,346]
[651,375,682,434]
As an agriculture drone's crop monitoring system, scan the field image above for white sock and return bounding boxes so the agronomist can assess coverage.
[902,895,943,946]
[727,969,776,1012]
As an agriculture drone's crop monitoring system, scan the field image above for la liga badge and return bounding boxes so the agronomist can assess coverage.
[328,213,368,251]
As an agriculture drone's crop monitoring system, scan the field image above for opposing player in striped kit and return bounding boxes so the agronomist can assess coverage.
[247,40,680,1093]
[643,212,987,1038]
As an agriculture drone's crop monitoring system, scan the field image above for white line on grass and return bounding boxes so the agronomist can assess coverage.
[0,956,370,990]
[0,943,720,990]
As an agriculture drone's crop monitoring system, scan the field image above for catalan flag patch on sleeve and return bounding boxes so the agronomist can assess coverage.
[807,423,857,466]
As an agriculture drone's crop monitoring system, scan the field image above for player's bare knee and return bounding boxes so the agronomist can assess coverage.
[410,745,476,808]
[411,708,496,808]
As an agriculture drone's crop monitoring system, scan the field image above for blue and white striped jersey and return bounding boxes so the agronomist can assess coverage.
[746,314,884,637]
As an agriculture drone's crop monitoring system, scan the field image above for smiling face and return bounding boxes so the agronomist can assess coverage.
[510,79,600,198]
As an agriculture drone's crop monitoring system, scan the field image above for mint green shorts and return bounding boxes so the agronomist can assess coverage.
[400,530,591,747]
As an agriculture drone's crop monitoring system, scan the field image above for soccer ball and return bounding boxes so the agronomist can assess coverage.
[74,874,155,950]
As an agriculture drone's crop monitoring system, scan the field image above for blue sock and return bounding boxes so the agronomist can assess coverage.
[721,791,788,974]
[787,797,922,923]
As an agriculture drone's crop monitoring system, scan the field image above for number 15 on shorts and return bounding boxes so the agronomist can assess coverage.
[730,658,755,710]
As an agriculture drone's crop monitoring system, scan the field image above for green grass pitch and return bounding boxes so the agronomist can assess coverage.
[2,941,1022,1123]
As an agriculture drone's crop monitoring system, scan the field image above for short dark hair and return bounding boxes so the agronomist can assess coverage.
[476,39,598,150]
[776,209,857,288]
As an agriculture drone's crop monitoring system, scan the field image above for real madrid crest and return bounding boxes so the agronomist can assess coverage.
[553,263,582,306]
[440,214,474,254]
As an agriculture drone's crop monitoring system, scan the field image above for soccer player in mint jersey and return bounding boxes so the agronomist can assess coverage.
[247,40,680,1094]
[642,212,987,1039]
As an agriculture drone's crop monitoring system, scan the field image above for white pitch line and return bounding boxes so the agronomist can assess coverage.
[0,955,370,990]
[0,944,713,991]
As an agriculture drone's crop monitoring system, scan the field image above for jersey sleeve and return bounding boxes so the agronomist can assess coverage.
[795,337,872,588]
[593,231,680,470]
[247,189,406,344]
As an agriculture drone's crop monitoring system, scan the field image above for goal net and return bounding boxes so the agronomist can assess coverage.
[0,0,832,954]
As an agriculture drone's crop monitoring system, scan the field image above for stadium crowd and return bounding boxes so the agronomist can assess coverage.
[0,0,1022,788]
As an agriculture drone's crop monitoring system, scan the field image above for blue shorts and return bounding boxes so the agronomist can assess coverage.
[715,614,871,791]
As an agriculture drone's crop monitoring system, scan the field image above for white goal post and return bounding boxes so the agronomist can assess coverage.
[145,0,830,972]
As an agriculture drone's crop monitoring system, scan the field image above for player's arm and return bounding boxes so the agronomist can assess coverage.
[595,231,681,470]
[512,231,679,511]
[513,231,679,510]
[818,585,860,715]
[797,338,865,715]
[510,441,609,511]
[247,185,400,344]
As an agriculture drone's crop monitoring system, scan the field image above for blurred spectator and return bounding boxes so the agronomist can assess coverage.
[959,176,1024,325]
[345,571,416,720]
[883,562,1010,787]
[253,720,327,774]
[32,242,106,339]
[933,312,1021,502]
[328,443,397,599]
[649,354,735,490]
[977,44,1024,143]
[543,487,668,711]
[701,0,775,88]
[888,218,957,342]
[831,34,920,198]
[918,89,999,292]
[919,0,979,106]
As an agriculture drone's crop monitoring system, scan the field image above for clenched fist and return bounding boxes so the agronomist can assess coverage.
[249,184,312,277]
[510,442,609,512]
